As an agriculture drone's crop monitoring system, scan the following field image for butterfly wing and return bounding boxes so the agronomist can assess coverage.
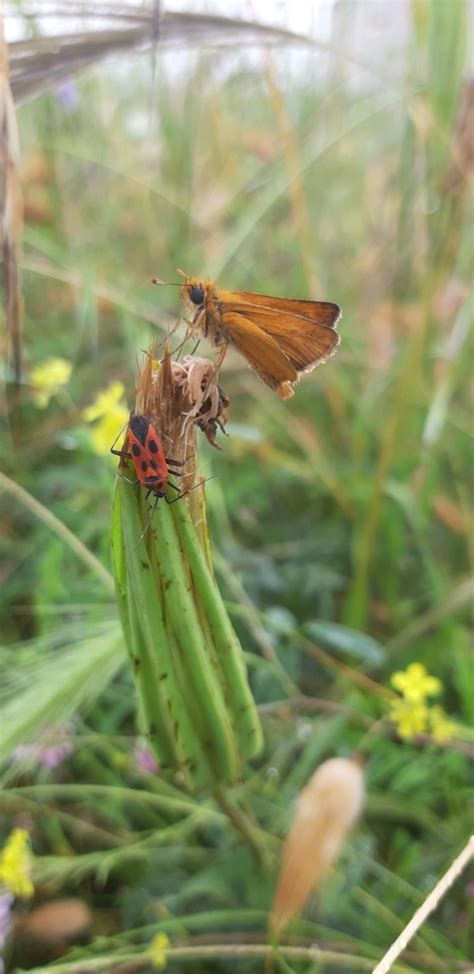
[229,290,341,328]
[223,312,298,399]
[223,291,341,377]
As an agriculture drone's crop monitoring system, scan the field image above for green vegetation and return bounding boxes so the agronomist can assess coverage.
[1,2,472,971]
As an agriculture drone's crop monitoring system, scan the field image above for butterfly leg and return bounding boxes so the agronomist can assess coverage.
[213,344,227,374]
[171,321,193,360]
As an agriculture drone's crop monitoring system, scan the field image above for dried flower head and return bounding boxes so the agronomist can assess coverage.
[130,343,228,490]
[270,757,364,935]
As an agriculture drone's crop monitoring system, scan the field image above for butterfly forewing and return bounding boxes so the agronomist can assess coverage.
[227,290,341,327]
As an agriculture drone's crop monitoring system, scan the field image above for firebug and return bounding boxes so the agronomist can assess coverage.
[111,413,185,507]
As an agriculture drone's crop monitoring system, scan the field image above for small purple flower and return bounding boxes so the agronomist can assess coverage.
[56,79,79,112]
[39,740,74,769]
[0,891,13,974]
[11,725,74,771]
[134,747,159,775]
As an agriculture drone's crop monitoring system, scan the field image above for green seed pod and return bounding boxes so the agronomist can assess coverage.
[111,347,262,789]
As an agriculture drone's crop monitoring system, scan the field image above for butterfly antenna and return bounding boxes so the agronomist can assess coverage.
[151,277,183,287]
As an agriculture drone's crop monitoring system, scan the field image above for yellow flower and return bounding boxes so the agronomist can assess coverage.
[0,829,34,899]
[391,662,442,703]
[149,932,171,969]
[429,706,457,742]
[389,699,428,741]
[89,404,129,456]
[82,381,126,422]
[31,357,72,408]
[82,382,129,456]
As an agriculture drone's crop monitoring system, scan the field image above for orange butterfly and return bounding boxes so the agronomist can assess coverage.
[177,275,341,399]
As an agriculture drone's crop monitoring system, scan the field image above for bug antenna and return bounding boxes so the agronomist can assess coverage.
[110,415,132,456]
[125,494,160,568]
[167,475,217,505]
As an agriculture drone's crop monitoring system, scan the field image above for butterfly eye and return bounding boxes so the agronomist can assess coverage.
[189,285,205,306]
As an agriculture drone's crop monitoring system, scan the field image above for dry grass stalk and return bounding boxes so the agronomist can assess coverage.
[442,78,474,193]
[0,14,23,384]
[270,757,364,936]
[8,9,310,106]
[372,834,474,974]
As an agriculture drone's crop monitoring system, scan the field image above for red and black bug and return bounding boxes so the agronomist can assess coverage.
[111,413,185,506]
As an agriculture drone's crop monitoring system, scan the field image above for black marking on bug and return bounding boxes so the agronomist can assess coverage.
[148,438,159,453]
[132,443,141,458]
[129,414,150,444]
[141,460,148,472]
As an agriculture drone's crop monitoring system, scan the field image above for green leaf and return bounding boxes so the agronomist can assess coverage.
[303,620,386,666]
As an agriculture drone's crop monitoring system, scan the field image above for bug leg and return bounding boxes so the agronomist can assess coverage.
[111,448,132,459]
[165,456,185,466]
[117,471,139,487]
[110,418,130,455]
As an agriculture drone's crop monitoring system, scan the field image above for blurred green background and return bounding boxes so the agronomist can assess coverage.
[1,1,472,971]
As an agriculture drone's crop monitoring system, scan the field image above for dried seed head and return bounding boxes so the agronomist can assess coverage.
[270,757,364,936]
[134,343,227,490]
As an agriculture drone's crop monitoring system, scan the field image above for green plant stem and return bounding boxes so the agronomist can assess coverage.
[344,306,429,629]
[214,786,274,872]
[30,943,389,974]
[7,784,224,822]
[0,471,115,593]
